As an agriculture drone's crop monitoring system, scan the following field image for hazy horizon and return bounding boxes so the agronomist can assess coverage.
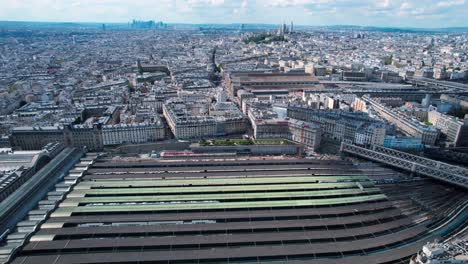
[1,0,467,28]
[2,20,468,30]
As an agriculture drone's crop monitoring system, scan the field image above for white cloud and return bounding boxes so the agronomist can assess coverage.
[184,0,225,7]
[267,0,333,7]
[241,0,248,8]
[437,0,465,7]
[400,2,412,10]
[0,0,467,27]
[375,0,391,8]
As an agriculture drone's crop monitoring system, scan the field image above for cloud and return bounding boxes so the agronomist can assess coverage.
[267,0,332,7]
[377,0,391,8]
[0,0,467,27]
[261,0,468,26]
[437,0,465,7]
[232,0,249,15]
[400,2,412,10]
[183,0,225,8]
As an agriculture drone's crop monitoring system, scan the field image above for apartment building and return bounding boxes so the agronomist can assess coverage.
[428,110,468,147]
[10,125,103,151]
[248,107,321,150]
[287,104,386,145]
[163,98,246,140]
[102,122,165,146]
[363,95,439,145]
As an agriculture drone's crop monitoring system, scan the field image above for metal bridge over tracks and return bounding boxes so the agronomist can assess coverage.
[340,142,468,189]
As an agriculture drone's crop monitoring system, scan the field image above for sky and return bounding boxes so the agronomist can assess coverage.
[1,0,467,28]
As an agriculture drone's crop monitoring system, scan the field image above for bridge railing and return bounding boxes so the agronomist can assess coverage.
[341,142,468,189]
[371,145,468,176]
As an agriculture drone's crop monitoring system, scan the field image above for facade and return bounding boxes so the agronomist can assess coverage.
[252,119,291,139]
[10,126,66,150]
[354,124,386,146]
[326,97,339,109]
[287,104,386,145]
[363,95,439,145]
[384,136,424,150]
[342,71,367,82]
[10,125,103,151]
[248,107,321,150]
[305,64,326,76]
[288,119,322,150]
[65,125,103,151]
[163,98,246,140]
[428,110,468,147]
[102,122,165,146]
[352,97,368,112]
[380,71,403,83]
[216,117,247,135]
[10,121,165,151]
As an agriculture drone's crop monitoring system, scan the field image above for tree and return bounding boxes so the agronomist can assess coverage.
[74,116,82,124]
[383,55,393,65]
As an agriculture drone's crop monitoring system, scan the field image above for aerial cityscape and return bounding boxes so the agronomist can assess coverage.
[0,1,467,263]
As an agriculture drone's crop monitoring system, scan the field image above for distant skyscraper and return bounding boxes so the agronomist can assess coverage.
[278,22,287,37]
[102,24,106,31]
[290,21,294,34]
[277,24,284,37]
